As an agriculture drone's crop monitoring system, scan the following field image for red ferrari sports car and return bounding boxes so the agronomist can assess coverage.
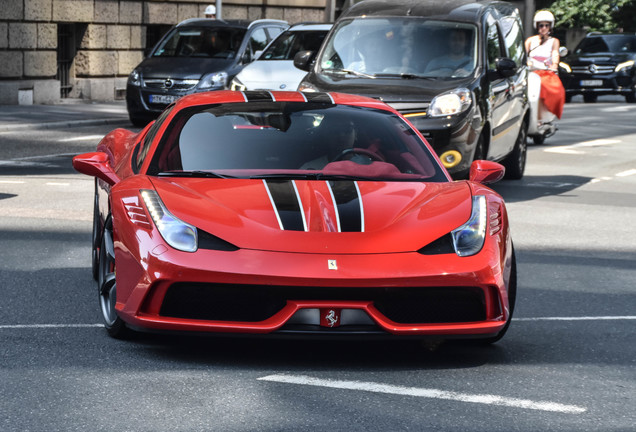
[73,90,516,342]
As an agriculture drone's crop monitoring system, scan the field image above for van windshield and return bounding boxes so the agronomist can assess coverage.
[319,18,477,79]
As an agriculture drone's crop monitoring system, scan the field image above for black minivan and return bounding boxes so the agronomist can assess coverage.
[126,18,288,126]
[295,0,529,178]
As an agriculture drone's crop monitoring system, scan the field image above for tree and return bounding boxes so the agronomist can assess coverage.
[539,0,635,32]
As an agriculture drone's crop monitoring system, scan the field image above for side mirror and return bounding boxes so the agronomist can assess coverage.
[293,50,315,72]
[493,57,517,78]
[469,160,505,184]
[72,152,120,186]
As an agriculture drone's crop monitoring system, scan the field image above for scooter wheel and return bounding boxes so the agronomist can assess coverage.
[532,135,545,145]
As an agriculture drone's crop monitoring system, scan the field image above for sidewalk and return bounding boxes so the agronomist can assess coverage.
[0,100,130,133]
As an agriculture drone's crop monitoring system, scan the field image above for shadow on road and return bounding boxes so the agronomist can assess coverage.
[491,174,593,203]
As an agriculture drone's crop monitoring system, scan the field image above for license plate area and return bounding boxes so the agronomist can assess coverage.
[149,94,179,104]
[580,80,603,87]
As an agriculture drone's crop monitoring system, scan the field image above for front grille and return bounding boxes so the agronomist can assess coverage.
[159,283,486,324]
[143,78,198,91]
[572,65,615,75]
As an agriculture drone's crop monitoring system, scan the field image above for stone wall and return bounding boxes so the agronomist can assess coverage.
[0,0,327,104]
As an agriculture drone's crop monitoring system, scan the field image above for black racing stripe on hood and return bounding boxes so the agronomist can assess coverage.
[244,91,274,102]
[266,180,304,231]
[304,93,335,104]
[330,181,362,232]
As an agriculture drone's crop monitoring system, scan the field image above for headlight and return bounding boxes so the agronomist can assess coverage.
[615,60,634,72]
[559,62,571,73]
[141,190,197,252]
[429,88,472,117]
[451,195,486,257]
[198,71,228,90]
[230,77,246,91]
[128,69,141,86]
[298,81,319,92]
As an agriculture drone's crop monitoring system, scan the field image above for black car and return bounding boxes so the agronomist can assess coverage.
[295,0,529,178]
[559,33,636,103]
[126,18,288,126]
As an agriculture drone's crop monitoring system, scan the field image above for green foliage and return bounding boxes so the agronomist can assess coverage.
[545,0,635,32]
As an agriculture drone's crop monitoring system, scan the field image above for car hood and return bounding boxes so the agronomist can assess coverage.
[149,178,472,254]
[237,61,307,91]
[567,52,635,65]
[137,56,235,79]
[307,73,475,104]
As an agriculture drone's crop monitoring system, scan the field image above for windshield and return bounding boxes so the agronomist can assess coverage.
[260,30,329,60]
[152,27,246,59]
[576,35,636,54]
[148,102,446,182]
[319,18,477,79]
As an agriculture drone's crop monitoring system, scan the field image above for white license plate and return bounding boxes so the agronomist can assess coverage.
[580,80,603,87]
[149,94,179,104]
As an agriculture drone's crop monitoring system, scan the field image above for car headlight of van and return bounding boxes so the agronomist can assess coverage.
[141,190,197,252]
[198,71,228,90]
[429,88,472,117]
[298,81,319,92]
[451,195,486,257]
[128,69,141,87]
[230,77,247,91]
[615,60,634,72]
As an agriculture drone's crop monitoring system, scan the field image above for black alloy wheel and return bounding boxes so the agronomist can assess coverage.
[97,217,129,338]
[503,117,528,179]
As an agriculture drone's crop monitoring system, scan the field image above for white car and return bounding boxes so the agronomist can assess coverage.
[230,23,332,91]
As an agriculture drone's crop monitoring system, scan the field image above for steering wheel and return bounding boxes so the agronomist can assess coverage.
[333,148,385,163]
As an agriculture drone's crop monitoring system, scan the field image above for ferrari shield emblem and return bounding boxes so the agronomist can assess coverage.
[328,259,338,270]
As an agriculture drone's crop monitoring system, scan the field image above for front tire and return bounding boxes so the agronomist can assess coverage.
[583,94,597,103]
[503,118,527,179]
[98,218,129,338]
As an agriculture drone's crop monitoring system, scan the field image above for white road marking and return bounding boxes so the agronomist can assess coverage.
[258,374,587,414]
[0,180,26,184]
[45,182,70,186]
[57,135,104,142]
[0,324,103,329]
[515,316,636,321]
[544,138,621,154]
[616,169,636,177]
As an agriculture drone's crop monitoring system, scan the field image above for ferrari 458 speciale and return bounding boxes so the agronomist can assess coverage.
[73,90,516,342]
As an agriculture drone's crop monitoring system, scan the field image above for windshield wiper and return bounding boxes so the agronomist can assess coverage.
[323,68,377,79]
[374,73,437,80]
[157,170,235,179]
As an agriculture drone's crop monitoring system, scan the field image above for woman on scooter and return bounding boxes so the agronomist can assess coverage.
[525,10,565,119]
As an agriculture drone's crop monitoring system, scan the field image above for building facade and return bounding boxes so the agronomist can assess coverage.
[0,0,330,104]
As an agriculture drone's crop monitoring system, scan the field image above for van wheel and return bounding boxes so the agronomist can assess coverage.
[503,118,527,179]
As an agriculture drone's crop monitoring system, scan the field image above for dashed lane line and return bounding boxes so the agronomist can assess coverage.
[257,374,587,414]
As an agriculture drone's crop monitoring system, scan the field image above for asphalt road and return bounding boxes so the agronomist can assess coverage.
[1,96,635,431]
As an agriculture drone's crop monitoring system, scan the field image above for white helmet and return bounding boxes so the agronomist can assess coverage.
[205,5,216,16]
[533,10,555,29]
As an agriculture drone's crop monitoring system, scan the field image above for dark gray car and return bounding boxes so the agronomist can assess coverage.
[126,18,288,126]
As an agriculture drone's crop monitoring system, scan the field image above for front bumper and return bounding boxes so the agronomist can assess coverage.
[560,70,636,96]
[400,108,480,176]
[113,240,511,339]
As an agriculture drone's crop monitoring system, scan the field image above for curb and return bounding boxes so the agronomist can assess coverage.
[0,117,131,133]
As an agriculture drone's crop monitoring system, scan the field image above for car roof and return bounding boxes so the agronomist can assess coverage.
[340,0,512,23]
[176,18,288,30]
[287,23,333,31]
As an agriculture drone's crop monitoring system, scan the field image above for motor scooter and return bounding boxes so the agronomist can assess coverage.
[527,47,568,145]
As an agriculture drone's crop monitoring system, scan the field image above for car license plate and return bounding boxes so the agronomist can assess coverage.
[580,80,603,87]
[149,94,179,104]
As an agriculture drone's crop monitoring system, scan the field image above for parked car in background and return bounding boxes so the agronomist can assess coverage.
[230,23,332,91]
[559,33,636,103]
[295,0,529,179]
[126,18,288,126]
